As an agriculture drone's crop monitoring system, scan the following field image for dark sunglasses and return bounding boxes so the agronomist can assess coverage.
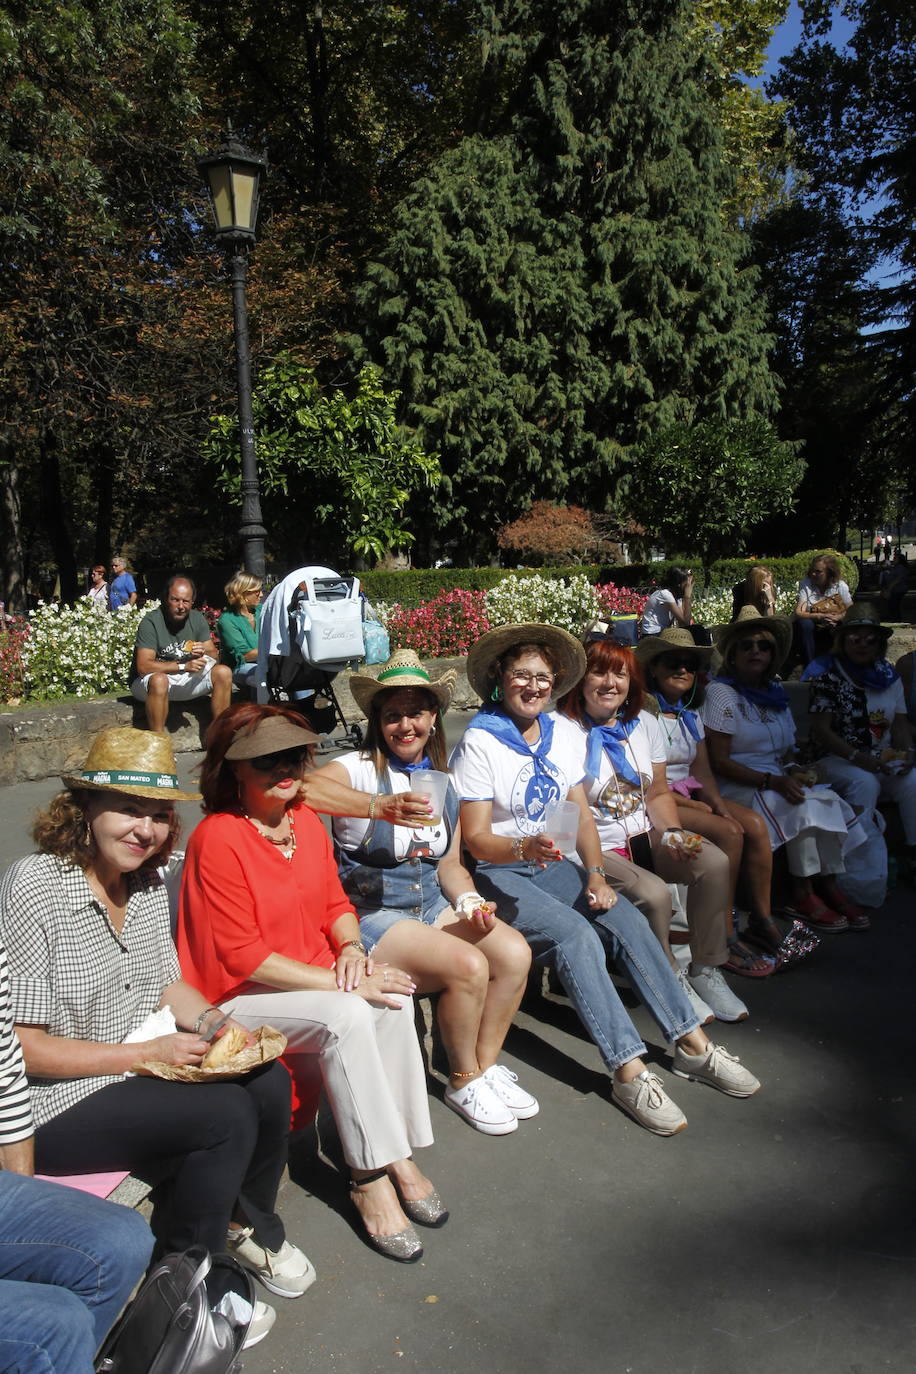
[249,747,310,773]
[658,655,699,672]
[737,637,774,652]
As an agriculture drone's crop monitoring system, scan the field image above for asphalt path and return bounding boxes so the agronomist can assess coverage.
[2,717,914,1372]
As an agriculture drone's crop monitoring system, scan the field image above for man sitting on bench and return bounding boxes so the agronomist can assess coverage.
[131,574,232,733]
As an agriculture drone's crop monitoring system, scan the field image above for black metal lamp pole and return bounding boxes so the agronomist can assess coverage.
[198,135,268,579]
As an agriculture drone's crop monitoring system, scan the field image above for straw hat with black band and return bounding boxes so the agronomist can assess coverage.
[348,649,457,718]
[714,605,792,676]
[635,626,714,674]
[831,602,892,655]
[466,623,586,703]
[62,726,201,801]
[224,713,319,761]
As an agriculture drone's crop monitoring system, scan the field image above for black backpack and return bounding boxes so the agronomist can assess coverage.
[95,1246,254,1374]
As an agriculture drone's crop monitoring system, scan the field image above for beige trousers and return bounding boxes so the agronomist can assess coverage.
[601,836,729,967]
[221,987,433,1171]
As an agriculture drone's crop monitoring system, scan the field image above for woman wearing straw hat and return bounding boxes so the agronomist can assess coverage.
[703,606,865,935]
[635,627,776,977]
[807,603,916,892]
[176,702,445,1265]
[452,624,760,1138]
[320,650,536,1137]
[0,727,310,1348]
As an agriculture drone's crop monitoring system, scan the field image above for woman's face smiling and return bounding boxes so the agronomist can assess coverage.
[378,688,435,764]
[582,660,629,723]
[653,653,698,704]
[233,747,310,813]
[500,650,555,726]
[86,792,173,876]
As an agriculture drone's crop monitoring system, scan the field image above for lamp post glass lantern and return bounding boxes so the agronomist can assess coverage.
[198,136,268,578]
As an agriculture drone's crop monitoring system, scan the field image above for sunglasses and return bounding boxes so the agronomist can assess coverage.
[657,656,699,672]
[845,630,880,644]
[249,747,310,773]
[736,638,774,653]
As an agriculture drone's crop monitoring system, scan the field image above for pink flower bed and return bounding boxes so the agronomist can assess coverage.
[387,589,491,658]
[0,617,29,702]
[595,583,648,617]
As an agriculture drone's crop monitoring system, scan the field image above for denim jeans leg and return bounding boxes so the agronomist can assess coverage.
[475,860,647,1073]
[0,1279,97,1374]
[589,901,700,1043]
[0,1172,153,1357]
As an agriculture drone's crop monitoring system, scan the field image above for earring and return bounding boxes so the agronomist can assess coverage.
[490,684,503,702]
[429,723,437,736]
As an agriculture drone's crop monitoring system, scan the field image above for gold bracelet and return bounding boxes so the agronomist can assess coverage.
[511,835,527,862]
[368,795,379,819]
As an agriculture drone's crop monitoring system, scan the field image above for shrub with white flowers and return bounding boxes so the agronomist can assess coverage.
[22,599,154,700]
[485,574,600,635]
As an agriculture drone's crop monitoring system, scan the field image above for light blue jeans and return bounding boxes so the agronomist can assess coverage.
[474,858,699,1073]
[0,1171,153,1373]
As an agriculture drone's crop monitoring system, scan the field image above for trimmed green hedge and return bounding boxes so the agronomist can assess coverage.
[359,550,858,606]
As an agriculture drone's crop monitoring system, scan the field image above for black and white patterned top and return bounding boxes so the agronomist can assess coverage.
[0,853,180,1127]
[0,941,33,1145]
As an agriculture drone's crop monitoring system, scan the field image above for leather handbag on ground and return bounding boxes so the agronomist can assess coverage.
[95,1246,254,1374]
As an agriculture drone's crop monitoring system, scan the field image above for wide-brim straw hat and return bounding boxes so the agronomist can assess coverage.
[635,626,714,675]
[714,605,792,673]
[831,602,892,654]
[466,623,586,702]
[348,649,457,717]
[61,726,201,801]
[224,714,319,761]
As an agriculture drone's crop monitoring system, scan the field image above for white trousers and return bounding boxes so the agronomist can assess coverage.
[818,755,916,845]
[221,987,433,1170]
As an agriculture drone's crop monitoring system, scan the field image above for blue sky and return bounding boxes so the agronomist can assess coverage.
[760,0,857,82]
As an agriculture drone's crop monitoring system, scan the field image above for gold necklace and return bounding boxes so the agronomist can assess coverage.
[244,811,296,859]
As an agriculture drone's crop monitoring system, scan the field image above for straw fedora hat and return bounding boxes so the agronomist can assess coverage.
[635,626,713,675]
[714,605,792,674]
[831,601,892,654]
[466,623,586,702]
[349,649,457,718]
[62,726,201,801]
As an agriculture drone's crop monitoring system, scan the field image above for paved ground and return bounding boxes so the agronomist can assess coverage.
[2,724,915,1373]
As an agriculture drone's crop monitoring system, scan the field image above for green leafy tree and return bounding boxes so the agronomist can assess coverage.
[352,0,778,563]
[203,360,441,565]
[625,418,804,582]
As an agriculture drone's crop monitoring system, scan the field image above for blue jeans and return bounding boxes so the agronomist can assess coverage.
[0,1171,153,1373]
[474,858,699,1073]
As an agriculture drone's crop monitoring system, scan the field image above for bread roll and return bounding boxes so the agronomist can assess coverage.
[202,1024,248,1069]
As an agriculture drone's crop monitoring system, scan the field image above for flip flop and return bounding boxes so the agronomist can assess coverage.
[724,937,775,979]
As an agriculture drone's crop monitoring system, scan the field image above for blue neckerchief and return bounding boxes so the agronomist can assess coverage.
[715,675,790,711]
[653,691,702,743]
[466,703,561,810]
[800,654,834,682]
[837,654,898,692]
[386,753,433,775]
[583,712,641,786]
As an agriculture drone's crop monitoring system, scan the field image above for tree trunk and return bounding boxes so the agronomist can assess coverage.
[39,431,80,604]
[0,449,26,613]
[93,442,116,565]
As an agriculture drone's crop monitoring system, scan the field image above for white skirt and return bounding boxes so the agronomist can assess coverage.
[720,779,866,855]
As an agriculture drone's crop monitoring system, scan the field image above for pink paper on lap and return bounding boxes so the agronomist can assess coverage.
[35,1170,129,1198]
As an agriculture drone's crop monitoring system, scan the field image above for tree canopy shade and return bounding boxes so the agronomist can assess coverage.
[203,359,441,566]
[625,418,804,581]
[351,0,778,563]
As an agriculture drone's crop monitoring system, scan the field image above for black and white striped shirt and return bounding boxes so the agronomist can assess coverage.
[0,941,33,1146]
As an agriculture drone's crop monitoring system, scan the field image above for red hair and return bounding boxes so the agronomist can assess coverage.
[557,639,645,724]
[199,701,312,814]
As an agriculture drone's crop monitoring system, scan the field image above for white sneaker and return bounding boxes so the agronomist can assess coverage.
[226,1227,317,1298]
[611,1070,687,1136]
[444,1076,518,1134]
[676,968,714,1026]
[672,1042,761,1097]
[483,1064,540,1119]
[687,966,749,1023]
[242,1299,276,1348]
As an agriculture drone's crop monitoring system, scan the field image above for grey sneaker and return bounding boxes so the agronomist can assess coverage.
[672,1042,761,1097]
[226,1227,317,1298]
[676,967,714,1026]
[242,1299,277,1349]
[611,1070,687,1136]
[687,965,748,1023]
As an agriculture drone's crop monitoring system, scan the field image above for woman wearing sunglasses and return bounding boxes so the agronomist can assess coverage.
[703,607,863,935]
[635,628,776,978]
[176,703,444,1265]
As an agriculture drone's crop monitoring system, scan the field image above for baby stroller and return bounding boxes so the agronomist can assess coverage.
[256,565,365,749]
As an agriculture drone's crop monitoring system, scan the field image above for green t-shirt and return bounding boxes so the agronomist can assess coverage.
[132,607,213,680]
[217,605,261,670]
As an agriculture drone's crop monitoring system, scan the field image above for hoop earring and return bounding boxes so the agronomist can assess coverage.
[429,723,437,736]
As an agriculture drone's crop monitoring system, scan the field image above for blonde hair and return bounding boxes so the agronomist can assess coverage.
[742,565,773,615]
[224,571,262,612]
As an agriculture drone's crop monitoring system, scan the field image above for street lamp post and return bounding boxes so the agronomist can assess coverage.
[198,135,268,579]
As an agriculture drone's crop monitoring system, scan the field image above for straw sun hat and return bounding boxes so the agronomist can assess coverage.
[465,623,586,702]
[61,726,201,802]
[634,626,714,674]
[348,649,457,718]
[714,605,793,673]
[831,602,892,654]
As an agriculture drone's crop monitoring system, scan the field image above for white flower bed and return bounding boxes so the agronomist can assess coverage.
[22,599,154,699]
[485,573,600,635]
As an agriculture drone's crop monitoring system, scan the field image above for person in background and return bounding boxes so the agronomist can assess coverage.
[87,565,109,612]
[793,554,853,666]
[130,575,233,733]
[640,566,694,636]
[731,565,776,622]
[218,572,263,692]
[108,556,137,610]
[879,549,909,622]
[0,937,154,1374]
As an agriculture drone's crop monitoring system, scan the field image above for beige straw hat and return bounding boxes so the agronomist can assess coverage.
[62,727,201,801]
[349,649,457,717]
[466,623,586,702]
[714,605,792,674]
[635,626,714,673]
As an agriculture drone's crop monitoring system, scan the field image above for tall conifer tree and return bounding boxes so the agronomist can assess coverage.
[352,0,777,560]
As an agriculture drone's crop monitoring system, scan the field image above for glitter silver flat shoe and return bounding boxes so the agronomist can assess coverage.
[391,1179,449,1228]
[349,1171,424,1263]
